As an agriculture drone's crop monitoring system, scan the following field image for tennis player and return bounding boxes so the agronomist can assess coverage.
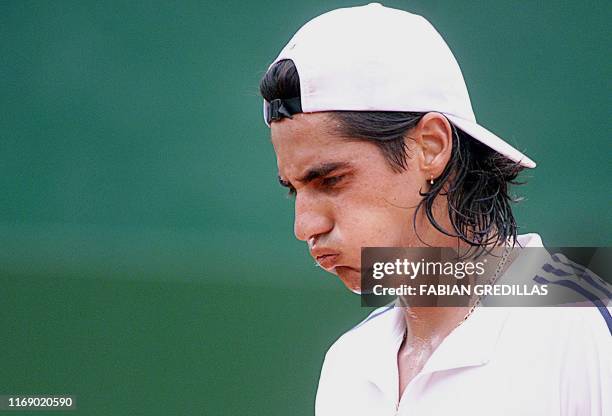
[259,4,611,415]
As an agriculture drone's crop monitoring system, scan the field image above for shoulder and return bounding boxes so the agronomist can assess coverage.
[323,305,398,362]
[482,306,612,414]
[317,305,400,385]
[536,250,612,335]
[498,306,612,380]
[503,306,611,342]
[315,306,400,415]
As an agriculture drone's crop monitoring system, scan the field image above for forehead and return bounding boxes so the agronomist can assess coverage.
[270,113,379,175]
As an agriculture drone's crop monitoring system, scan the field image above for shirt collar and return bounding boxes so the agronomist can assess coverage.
[364,298,513,404]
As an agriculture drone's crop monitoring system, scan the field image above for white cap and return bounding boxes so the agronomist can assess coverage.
[263,3,536,168]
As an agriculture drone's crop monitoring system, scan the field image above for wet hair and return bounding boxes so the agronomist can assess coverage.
[260,59,527,257]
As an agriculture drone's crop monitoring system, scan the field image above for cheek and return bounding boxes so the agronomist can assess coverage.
[334,180,424,248]
[343,210,412,247]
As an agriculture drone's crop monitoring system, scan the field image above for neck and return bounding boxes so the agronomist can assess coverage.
[401,306,469,349]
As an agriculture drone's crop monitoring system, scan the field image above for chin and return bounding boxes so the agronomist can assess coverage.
[335,266,361,294]
[347,286,362,295]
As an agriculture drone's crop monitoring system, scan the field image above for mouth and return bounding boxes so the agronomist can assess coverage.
[315,254,340,270]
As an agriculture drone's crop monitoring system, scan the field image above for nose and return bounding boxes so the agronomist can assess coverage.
[293,193,334,242]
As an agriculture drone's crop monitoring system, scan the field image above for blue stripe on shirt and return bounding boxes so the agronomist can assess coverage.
[534,275,612,335]
[543,263,612,299]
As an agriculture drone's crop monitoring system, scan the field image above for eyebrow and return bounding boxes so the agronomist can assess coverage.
[278,161,351,186]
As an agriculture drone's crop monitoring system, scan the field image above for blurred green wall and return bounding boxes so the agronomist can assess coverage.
[1,1,610,414]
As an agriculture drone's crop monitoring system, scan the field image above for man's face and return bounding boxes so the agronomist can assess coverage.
[271,112,446,292]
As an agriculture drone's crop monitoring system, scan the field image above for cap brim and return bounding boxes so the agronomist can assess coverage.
[444,114,536,169]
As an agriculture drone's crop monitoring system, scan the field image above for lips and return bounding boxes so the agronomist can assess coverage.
[316,254,340,270]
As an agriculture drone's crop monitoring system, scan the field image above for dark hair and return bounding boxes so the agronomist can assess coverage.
[260,59,527,257]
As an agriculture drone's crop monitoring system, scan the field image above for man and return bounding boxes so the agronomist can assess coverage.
[259,4,611,415]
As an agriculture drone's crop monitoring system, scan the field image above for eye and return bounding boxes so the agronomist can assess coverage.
[321,175,344,187]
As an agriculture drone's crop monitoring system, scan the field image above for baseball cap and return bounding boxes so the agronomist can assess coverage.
[262,3,536,168]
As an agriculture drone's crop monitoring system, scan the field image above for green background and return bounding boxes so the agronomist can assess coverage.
[1,1,610,414]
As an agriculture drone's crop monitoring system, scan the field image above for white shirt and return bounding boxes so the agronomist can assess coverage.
[315,234,612,416]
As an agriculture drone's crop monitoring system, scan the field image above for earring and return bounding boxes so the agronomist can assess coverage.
[430,175,434,185]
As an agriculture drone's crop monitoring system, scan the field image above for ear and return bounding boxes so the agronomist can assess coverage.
[412,112,453,180]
